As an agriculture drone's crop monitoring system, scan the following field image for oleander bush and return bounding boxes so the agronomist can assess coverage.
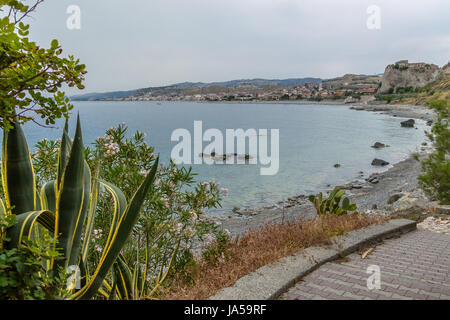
[0,115,161,299]
[32,123,228,299]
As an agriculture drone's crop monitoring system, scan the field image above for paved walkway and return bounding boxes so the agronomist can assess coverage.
[280,229,450,300]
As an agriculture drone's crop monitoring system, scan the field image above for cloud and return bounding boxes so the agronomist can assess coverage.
[25,0,450,93]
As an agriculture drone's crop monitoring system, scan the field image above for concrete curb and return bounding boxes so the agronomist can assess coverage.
[209,218,417,300]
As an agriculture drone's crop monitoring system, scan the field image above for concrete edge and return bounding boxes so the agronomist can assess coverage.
[209,218,417,300]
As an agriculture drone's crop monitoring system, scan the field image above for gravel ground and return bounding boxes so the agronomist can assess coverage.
[418,216,450,235]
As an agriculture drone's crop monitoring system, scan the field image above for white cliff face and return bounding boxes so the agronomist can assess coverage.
[379,60,443,94]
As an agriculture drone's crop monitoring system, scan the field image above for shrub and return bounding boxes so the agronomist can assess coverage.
[418,100,450,204]
[308,188,357,216]
[1,116,159,299]
[0,214,70,300]
[32,123,226,298]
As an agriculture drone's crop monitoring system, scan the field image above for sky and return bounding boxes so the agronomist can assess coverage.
[21,0,450,94]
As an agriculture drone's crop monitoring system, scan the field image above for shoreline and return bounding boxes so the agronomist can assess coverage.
[214,103,437,235]
[205,100,437,122]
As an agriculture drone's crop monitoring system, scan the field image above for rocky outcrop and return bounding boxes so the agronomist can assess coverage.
[389,188,433,216]
[401,119,415,127]
[379,60,442,94]
[435,205,450,215]
[344,96,360,104]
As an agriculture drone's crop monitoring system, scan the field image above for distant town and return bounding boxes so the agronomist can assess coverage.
[72,60,448,105]
[107,74,379,103]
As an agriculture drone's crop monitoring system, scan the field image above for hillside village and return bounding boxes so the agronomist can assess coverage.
[103,74,381,103]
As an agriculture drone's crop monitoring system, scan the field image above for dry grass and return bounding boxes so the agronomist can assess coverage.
[153,213,387,300]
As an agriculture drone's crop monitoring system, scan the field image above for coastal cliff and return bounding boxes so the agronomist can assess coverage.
[379,60,443,94]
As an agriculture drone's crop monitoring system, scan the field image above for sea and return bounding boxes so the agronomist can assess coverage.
[22,101,428,216]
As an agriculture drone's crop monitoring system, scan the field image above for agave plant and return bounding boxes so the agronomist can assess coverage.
[308,188,357,216]
[0,114,159,299]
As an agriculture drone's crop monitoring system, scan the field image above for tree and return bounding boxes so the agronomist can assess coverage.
[0,0,86,130]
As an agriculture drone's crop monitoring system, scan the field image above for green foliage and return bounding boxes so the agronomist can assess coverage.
[419,100,450,204]
[0,1,86,130]
[395,86,414,94]
[0,214,70,300]
[32,123,226,299]
[1,116,159,299]
[308,188,357,216]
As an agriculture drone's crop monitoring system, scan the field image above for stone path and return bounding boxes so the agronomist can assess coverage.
[280,229,450,300]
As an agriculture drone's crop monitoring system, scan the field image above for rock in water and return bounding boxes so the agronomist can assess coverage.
[371,158,390,166]
[371,142,386,148]
[401,119,415,128]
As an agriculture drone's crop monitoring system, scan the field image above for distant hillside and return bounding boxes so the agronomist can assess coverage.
[172,78,323,88]
[71,78,322,101]
[71,89,138,101]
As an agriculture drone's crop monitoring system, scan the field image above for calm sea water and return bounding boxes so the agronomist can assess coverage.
[22,101,427,216]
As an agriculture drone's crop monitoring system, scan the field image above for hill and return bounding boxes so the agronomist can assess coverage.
[376,62,449,105]
[71,78,322,101]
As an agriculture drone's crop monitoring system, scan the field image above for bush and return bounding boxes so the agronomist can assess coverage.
[0,215,70,300]
[308,188,357,216]
[1,116,162,300]
[418,100,450,204]
[32,123,228,298]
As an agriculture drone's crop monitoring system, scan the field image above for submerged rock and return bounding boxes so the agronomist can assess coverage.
[366,173,380,184]
[371,158,390,166]
[371,142,389,148]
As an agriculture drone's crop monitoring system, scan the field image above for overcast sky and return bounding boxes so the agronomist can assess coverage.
[25,0,450,94]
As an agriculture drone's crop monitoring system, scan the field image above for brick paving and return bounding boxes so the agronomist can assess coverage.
[280,229,450,300]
